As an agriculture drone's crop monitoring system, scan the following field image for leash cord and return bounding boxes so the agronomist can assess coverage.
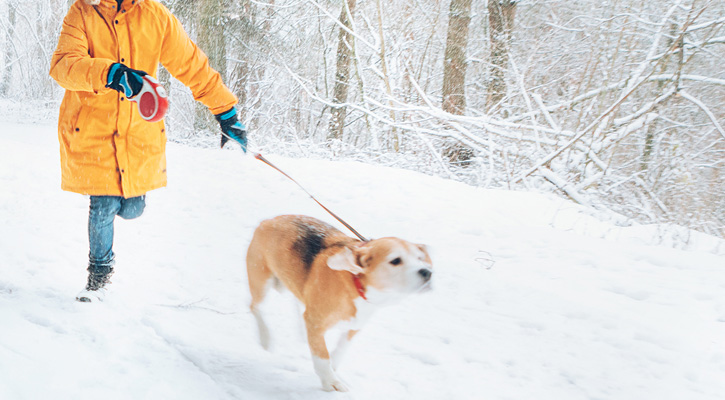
[251,151,370,242]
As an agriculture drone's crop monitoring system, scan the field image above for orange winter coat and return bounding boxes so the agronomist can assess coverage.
[50,0,237,198]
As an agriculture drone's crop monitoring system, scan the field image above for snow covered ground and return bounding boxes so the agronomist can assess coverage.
[1,119,724,400]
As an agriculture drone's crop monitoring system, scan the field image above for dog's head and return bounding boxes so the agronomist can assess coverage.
[328,238,433,300]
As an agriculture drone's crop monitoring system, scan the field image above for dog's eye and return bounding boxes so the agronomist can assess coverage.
[390,257,402,266]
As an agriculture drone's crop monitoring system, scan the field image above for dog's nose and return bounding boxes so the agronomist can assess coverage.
[418,268,432,281]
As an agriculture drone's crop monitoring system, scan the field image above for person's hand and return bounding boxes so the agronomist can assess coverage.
[215,107,248,152]
[106,63,148,98]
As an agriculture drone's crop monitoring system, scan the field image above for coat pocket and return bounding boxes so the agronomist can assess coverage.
[67,107,90,154]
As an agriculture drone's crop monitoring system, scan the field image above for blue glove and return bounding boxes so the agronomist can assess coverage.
[106,63,147,98]
[214,107,248,152]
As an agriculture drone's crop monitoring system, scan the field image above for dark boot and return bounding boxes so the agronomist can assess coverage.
[76,260,115,302]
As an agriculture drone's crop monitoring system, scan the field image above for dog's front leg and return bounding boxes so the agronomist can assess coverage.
[305,314,349,391]
[331,329,359,371]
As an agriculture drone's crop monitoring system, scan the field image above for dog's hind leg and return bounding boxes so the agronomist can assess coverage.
[248,259,274,350]
[251,300,271,350]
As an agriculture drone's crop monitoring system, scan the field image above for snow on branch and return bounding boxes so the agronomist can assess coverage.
[678,90,725,140]
[648,74,725,87]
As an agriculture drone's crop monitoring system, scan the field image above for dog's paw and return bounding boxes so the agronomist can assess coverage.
[322,379,350,392]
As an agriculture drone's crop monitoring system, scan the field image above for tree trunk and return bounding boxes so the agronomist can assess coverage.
[194,0,227,134]
[375,0,397,151]
[641,22,679,172]
[230,0,256,125]
[0,0,18,97]
[328,0,357,141]
[485,0,516,111]
[441,0,474,165]
[441,0,472,115]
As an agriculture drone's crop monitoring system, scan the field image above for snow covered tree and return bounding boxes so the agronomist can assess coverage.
[328,0,357,142]
[485,0,516,111]
[442,0,472,115]
[0,0,18,96]
[194,0,227,134]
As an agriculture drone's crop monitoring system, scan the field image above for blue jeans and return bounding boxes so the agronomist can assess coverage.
[88,195,146,274]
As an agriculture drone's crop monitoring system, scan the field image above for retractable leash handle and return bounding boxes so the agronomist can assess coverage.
[129,75,169,122]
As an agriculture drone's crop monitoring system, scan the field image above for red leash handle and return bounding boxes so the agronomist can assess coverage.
[252,152,369,243]
[129,75,168,122]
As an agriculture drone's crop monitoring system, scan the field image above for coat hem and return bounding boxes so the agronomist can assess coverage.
[61,181,166,199]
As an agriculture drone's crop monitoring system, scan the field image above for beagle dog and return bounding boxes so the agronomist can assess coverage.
[246,215,433,391]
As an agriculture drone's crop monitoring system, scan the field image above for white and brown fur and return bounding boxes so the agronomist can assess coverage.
[246,215,433,391]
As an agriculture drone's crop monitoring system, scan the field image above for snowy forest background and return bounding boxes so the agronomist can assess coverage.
[1,0,723,238]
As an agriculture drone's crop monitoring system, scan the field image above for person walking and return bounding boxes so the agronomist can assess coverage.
[49,0,247,302]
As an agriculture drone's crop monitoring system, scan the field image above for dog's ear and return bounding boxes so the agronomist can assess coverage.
[327,247,365,275]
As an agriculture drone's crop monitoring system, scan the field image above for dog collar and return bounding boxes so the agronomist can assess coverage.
[352,274,367,300]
